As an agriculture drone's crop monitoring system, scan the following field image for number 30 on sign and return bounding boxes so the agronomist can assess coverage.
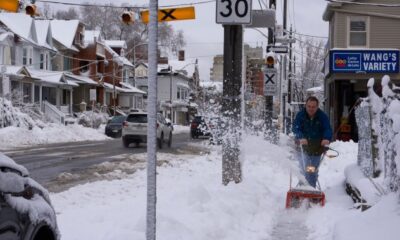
[216,0,252,24]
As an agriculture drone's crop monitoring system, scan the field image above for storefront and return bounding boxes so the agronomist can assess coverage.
[324,49,400,141]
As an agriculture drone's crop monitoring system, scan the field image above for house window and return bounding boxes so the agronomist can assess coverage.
[349,16,368,47]
[64,56,72,71]
[79,60,89,73]
[22,47,33,66]
[40,53,44,69]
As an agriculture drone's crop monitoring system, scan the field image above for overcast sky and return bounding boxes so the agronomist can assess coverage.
[38,0,329,80]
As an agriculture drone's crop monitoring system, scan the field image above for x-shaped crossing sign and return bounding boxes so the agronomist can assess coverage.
[141,7,195,23]
[264,68,277,96]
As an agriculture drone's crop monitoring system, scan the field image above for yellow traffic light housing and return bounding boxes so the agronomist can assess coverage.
[266,55,275,68]
[25,4,37,16]
[0,0,19,12]
[121,11,135,25]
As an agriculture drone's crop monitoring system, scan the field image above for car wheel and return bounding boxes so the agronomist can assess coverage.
[26,221,57,240]
[167,132,172,148]
[122,137,130,148]
[158,133,164,149]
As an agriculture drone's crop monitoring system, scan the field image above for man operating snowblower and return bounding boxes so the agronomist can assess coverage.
[292,96,333,188]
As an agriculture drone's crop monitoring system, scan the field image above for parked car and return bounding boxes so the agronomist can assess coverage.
[122,112,173,148]
[208,117,223,145]
[190,116,210,139]
[0,153,59,240]
[105,115,126,138]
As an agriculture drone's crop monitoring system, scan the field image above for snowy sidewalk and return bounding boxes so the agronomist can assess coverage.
[49,136,400,240]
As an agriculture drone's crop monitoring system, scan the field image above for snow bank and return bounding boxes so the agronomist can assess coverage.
[0,124,110,150]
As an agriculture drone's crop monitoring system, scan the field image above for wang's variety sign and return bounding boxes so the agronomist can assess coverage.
[330,50,400,73]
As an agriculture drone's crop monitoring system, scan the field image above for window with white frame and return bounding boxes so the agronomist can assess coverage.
[40,52,50,70]
[22,47,33,66]
[348,16,368,47]
[123,69,129,83]
[177,87,188,100]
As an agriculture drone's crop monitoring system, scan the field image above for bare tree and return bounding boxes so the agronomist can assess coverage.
[54,7,80,20]
[293,37,326,102]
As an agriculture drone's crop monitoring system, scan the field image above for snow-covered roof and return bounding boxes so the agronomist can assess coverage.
[0,13,37,45]
[103,43,133,67]
[28,69,77,87]
[0,65,25,75]
[84,30,101,45]
[64,73,98,85]
[0,32,13,42]
[34,19,56,51]
[50,19,80,50]
[177,82,190,89]
[168,59,196,76]
[120,82,146,94]
[105,40,127,49]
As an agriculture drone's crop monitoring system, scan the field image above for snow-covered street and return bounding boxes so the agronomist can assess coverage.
[49,134,400,240]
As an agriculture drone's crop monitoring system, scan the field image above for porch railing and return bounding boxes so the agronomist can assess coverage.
[43,101,65,124]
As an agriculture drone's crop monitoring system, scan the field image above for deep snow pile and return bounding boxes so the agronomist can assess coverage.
[49,135,400,240]
[0,97,41,129]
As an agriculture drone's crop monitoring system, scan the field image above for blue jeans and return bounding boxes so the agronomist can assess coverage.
[298,151,321,188]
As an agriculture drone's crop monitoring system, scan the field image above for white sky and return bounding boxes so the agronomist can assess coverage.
[37,0,329,81]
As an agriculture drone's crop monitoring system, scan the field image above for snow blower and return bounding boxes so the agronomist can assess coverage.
[285,145,339,209]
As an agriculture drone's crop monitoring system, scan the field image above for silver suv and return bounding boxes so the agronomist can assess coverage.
[122,112,173,148]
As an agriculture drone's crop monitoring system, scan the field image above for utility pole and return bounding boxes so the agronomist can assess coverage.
[222,25,243,185]
[147,0,157,239]
[169,66,173,122]
[265,0,276,142]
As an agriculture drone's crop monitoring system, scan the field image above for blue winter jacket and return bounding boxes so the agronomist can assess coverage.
[292,108,333,155]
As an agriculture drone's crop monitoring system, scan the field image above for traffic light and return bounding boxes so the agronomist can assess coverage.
[265,52,275,68]
[121,10,135,25]
[25,4,37,16]
[0,0,19,12]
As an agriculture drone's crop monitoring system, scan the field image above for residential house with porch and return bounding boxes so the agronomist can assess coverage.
[0,13,78,122]
[135,59,199,125]
[79,31,145,114]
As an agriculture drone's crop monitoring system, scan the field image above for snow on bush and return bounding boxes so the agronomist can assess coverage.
[0,97,42,129]
[76,111,109,129]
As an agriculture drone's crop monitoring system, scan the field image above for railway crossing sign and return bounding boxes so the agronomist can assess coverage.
[264,68,277,96]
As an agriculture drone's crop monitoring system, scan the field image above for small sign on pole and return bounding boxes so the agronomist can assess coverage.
[90,89,97,101]
[264,68,277,96]
[216,0,252,25]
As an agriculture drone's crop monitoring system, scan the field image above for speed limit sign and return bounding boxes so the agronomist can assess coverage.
[216,0,252,24]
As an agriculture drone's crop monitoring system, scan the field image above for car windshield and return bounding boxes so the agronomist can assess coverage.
[126,114,147,123]
[110,115,126,123]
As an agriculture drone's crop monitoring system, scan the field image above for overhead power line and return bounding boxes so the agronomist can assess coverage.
[284,29,328,39]
[37,0,215,9]
[326,0,400,7]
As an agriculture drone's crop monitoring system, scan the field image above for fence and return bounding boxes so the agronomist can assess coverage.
[355,76,400,192]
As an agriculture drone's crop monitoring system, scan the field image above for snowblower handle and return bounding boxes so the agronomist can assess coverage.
[322,145,340,158]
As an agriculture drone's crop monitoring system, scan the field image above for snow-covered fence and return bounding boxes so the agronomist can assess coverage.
[355,76,400,192]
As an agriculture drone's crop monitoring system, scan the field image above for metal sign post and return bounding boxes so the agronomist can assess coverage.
[216,0,252,185]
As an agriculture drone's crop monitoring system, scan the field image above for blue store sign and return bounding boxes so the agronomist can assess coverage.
[330,50,400,73]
